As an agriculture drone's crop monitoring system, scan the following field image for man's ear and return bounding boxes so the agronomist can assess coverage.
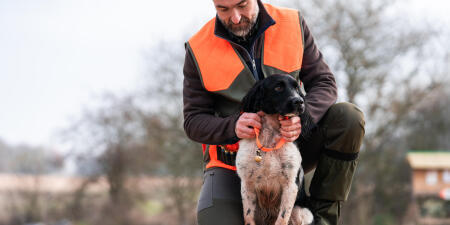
[241,81,264,113]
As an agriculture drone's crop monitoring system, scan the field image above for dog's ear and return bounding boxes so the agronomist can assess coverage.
[298,106,315,141]
[294,108,316,150]
[241,81,265,113]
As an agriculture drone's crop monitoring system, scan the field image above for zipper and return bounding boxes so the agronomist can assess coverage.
[216,36,259,80]
[252,59,257,75]
[249,39,259,79]
[234,43,259,79]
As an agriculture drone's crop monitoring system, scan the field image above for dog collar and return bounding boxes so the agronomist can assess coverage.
[253,127,286,152]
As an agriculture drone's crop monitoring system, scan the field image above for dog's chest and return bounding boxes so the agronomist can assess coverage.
[236,140,301,185]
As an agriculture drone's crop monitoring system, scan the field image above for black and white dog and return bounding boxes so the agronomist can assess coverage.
[236,74,314,225]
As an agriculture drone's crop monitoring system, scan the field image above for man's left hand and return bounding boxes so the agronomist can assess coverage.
[279,116,301,142]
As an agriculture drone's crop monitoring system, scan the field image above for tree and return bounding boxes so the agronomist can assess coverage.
[405,85,450,150]
[0,140,63,174]
[141,39,202,225]
[62,38,201,225]
[277,0,448,224]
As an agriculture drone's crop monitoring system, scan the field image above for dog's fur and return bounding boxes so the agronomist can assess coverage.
[236,74,314,225]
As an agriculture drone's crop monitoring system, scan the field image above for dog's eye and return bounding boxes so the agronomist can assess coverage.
[274,86,283,92]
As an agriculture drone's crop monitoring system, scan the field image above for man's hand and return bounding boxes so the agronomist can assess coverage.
[235,112,262,139]
[279,116,301,142]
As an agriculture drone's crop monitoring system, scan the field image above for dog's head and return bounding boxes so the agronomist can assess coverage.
[241,74,305,116]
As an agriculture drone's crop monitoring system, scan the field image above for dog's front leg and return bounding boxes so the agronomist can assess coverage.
[241,181,257,225]
[274,182,298,225]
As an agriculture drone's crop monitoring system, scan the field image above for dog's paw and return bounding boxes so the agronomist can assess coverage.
[291,206,314,225]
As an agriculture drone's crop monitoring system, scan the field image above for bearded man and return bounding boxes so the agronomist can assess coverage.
[182,0,365,224]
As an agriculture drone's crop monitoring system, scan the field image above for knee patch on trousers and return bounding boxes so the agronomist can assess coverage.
[322,102,365,154]
[330,103,365,129]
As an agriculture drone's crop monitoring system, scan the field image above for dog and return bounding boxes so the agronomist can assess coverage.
[236,74,314,225]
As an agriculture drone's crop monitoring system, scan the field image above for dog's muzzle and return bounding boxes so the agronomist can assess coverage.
[283,96,305,116]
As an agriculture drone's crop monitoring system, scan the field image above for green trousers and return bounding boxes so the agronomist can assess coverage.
[197,102,365,225]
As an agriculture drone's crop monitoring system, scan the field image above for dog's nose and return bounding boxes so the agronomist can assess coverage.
[291,97,304,108]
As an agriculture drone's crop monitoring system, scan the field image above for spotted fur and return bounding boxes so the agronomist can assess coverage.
[236,75,314,225]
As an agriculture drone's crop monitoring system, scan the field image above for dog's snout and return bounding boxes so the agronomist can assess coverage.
[291,97,304,108]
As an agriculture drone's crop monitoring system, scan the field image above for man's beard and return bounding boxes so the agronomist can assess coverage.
[220,6,259,40]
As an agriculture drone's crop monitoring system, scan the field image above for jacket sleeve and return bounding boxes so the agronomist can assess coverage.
[299,17,338,124]
[182,47,241,145]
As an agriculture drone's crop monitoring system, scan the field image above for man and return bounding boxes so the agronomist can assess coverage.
[183,0,365,224]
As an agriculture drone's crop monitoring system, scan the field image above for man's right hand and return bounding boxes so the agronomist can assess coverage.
[235,112,262,139]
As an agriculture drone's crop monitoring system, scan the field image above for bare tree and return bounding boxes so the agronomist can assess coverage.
[405,84,450,150]
[276,0,448,224]
[141,39,202,225]
[0,142,63,174]
[61,38,201,225]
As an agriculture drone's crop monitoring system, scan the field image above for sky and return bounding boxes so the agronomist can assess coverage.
[0,0,449,150]
[0,0,214,148]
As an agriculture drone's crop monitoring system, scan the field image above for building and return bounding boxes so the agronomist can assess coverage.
[407,151,450,224]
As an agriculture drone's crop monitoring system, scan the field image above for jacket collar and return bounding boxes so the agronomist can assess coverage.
[213,0,276,45]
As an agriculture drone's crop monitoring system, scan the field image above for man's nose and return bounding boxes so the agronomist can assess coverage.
[230,9,241,24]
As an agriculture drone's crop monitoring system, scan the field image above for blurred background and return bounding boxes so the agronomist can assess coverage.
[0,0,449,224]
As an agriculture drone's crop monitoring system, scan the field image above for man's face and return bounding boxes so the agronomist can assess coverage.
[213,0,259,37]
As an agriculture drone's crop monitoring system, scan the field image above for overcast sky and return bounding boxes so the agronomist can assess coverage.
[0,0,214,148]
[0,0,449,150]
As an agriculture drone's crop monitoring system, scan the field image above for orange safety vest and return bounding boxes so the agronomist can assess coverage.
[187,4,304,171]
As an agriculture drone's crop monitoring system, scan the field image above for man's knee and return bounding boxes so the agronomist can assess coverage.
[330,102,365,134]
[323,102,365,154]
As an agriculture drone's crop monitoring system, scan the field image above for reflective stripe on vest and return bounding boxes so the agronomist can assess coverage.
[189,4,304,171]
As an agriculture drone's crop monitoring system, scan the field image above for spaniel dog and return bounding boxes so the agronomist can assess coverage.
[236,74,314,225]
